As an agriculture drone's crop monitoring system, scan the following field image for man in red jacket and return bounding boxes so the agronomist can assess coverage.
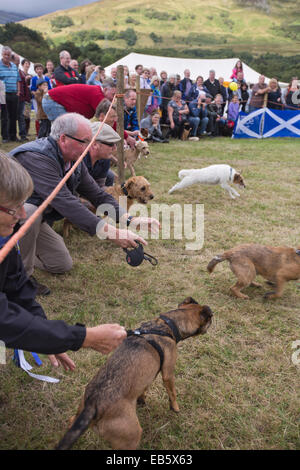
[54,50,82,87]
[42,79,116,122]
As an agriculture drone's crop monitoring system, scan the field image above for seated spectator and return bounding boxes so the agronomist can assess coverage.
[79,59,92,84]
[175,74,181,89]
[188,75,210,101]
[124,89,139,137]
[145,75,161,115]
[188,94,209,136]
[207,94,225,136]
[54,50,81,87]
[204,70,221,99]
[140,110,168,143]
[84,122,120,187]
[230,60,243,81]
[35,79,51,138]
[178,69,193,100]
[0,151,127,360]
[238,82,249,112]
[227,94,240,123]
[267,78,282,110]
[10,113,159,291]
[248,75,270,113]
[42,79,116,122]
[160,74,176,124]
[168,90,189,139]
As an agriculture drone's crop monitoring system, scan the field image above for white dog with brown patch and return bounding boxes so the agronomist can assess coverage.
[168,164,246,199]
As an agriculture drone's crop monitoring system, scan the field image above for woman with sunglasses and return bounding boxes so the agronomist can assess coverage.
[0,151,127,370]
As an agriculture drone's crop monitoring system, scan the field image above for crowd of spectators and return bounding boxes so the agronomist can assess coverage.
[0,48,299,145]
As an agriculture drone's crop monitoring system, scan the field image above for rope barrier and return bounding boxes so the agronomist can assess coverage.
[0,96,117,264]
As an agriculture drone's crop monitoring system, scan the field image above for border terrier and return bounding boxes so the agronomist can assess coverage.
[124,140,150,176]
[207,243,300,299]
[56,297,213,450]
[105,175,154,211]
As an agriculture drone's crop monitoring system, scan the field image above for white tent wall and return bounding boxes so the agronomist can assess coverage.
[105,52,287,87]
[0,43,35,75]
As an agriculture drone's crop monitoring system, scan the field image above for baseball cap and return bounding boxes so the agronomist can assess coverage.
[90,122,121,144]
[36,78,47,87]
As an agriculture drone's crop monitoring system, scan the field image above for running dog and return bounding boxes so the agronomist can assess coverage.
[168,164,245,199]
[56,297,213,450]
[207,243,300,299]
[124,140,150,176]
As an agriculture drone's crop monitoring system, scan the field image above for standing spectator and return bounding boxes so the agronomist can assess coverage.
[124,89,139,137]
[140,68,151,89]
[188,75,210,101]
[149,67,157,79]
[35,79,51,138]
[21,59,32,136]
[230,60,243,81]
[0,46,21,143]
[79,59,92,84]
[11,53,29,142]
[129,72,137,88]
[44,60,56,87]
[248,75,270,113]
[239,82,249,112]
[168,90,189,139]
[86,65,103,86]
[204,70,221,99]
[175,74,181,89]
[188,94,209,137]
[178,69,193,100]
[135,64,143,76]
[267,78,282,110]
[218,77,228,111]
[160,70,168,89]
[160,74,176,124]
[54,50,81,87]
[145,75,161,115]
[70,59,79,73]
[31,63,52,136]
[110,67,117,85]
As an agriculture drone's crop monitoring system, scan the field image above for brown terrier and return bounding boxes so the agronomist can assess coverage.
[207,243,300,299]
[105,175,154,211]
[124,140,150,176]
[56,297,213,450]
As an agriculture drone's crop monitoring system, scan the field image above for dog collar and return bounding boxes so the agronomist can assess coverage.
[121,183,133,199]
[159,315,182,343]
[229,167,233,182]
[296,249,300,256]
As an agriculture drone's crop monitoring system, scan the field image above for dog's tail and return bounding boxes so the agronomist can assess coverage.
[207,254,227,273]
[55,401,96,450]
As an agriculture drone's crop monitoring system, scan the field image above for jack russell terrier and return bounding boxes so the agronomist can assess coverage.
[168,164,245,199]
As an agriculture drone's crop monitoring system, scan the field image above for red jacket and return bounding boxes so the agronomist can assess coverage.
[48,84,105,119]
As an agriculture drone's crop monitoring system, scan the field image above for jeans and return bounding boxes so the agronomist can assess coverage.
[199,117,209,135]
[188,116,200,137]
[42,94,67,122]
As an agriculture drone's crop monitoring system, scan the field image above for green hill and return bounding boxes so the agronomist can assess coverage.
[20,0,300,56]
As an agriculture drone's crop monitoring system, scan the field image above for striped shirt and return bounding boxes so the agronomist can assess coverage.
[0,60,21,93]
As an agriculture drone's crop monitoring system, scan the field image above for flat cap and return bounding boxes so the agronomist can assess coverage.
[90,122,121,144]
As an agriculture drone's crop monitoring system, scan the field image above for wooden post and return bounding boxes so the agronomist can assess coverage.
[136,74,141,123]
[116,65,125,184]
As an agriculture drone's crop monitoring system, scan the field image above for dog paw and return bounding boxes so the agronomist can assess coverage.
[169,402,180,413]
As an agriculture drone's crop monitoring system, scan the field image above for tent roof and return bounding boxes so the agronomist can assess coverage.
[105,52,287,87]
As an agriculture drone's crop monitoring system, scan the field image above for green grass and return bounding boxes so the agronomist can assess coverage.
[0,132,300,450]
[20,0,300,57]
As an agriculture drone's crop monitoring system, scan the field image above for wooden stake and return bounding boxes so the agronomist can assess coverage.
[116,65,125,184]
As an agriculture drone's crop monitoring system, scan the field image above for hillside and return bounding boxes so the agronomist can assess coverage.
[0,10,29,24]
[21,0,300,56]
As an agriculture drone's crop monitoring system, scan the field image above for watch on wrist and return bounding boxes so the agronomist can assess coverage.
[126,216,134,227]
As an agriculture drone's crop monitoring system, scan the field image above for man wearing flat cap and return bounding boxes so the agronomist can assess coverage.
[10,113,159,295]
[84,122,119,188]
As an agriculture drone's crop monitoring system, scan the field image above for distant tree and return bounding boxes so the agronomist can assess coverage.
[50,16,74,32]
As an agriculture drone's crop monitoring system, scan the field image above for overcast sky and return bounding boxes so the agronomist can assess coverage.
[0,0,99,17]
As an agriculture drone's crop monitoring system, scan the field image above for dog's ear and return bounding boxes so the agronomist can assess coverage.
[178,297,199,307]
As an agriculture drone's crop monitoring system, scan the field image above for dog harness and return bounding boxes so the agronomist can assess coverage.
[126,315,182,371]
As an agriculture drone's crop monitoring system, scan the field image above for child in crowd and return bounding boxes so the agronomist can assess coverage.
[227,94,240,123]
[35,79,51,138]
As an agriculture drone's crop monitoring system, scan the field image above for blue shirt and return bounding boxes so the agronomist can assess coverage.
[0,60,21,93]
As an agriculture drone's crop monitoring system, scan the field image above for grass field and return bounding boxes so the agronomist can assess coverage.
[0,133,299,450]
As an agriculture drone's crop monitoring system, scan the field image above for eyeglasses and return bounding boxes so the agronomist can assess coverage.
[64,134,90,145]
[0,202,25,217]
[97,141,116,147]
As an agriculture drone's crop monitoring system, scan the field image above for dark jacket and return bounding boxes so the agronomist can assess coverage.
[178,78,193,100]
[84,152,111,186]
[203,78,221,98]
[54,64,82,87]
[0,236,85,354]
[10,137,125,233]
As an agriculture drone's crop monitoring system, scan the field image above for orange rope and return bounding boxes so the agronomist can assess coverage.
[0,96,117,264]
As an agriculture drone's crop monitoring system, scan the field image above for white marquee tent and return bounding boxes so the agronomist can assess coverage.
[105,52,287,87]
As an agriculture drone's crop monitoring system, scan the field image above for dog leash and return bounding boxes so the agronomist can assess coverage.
[124,241,158,267]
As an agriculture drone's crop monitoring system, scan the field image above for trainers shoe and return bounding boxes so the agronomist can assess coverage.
[29,275,51,296]
[188,136,199,142]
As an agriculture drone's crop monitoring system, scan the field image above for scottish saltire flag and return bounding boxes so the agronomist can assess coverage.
[233,108,300,139]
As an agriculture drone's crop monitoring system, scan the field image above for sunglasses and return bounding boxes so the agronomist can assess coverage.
[64,134,90,145]
[0,202,25,217]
